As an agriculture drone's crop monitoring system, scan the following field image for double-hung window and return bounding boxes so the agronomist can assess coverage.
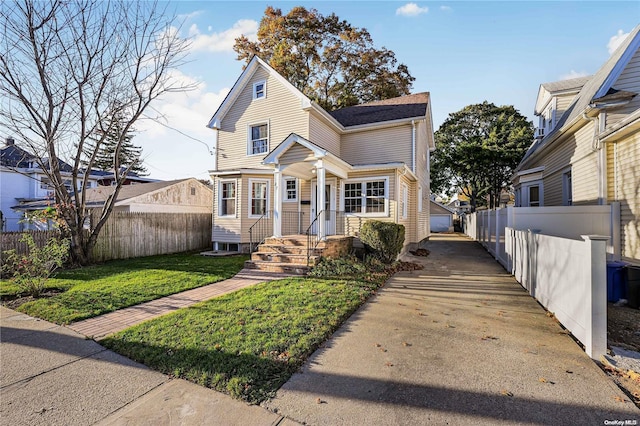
[342,178,388,216]
[249,179,269,217]
[528,185,541,207]
[253,80,266,100]
[219,180,236,217]
[249,123,268,155]
[284,178,297,202]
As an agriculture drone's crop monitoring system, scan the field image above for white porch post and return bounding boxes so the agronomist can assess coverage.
[273,166,282,238]
[317,160,326,240]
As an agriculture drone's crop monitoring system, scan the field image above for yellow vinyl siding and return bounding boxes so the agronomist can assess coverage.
[610,132,640,262]
[212,176,242,243]
[239,174,273,242]
[555,94,577,121]
[570,124,600,205]
[341,125,412,165]
[309,114,341,157]
[606,49,640,127]
[218,67,309,170]
[280,144,315,164]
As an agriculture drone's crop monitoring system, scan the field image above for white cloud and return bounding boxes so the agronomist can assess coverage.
[440,6,452,12]
[396,3,429,17]
[607,29,630,55]
[134,71,231,180]
[177,10,203,21]
[559,70,589,80]
[188,20,259,53]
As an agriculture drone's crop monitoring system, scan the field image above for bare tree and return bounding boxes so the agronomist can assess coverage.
[0,0,194,265]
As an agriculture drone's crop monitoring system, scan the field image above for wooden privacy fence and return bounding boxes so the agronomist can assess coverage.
[1,213,212,264]
[90,212,212,262]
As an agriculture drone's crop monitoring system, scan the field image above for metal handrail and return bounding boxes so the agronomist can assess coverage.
[306,210,323,266]
[248,210,272,253]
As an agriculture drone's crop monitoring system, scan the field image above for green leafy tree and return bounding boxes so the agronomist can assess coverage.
[234,6,414,111]
[432,102,533,211]
[83,110,147,176]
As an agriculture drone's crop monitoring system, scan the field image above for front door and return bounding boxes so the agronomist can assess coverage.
[311,179,336,235]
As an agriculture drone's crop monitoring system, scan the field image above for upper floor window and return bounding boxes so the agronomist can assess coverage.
[248,123,269,155]
[253,80,266,100]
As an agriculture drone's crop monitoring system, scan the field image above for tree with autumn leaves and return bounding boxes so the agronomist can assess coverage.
[234,6,415,111]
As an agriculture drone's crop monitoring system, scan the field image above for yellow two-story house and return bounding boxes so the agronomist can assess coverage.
[207,56,435,262]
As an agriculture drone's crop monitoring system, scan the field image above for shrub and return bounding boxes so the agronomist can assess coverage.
[308,255,367,278]
[1,234,69,297]
[359,221,405,263]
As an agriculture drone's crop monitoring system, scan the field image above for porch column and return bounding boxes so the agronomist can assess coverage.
[317,160,326,240]
[273,166,282,237]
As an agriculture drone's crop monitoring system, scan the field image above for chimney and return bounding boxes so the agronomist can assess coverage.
[6,137,15,146]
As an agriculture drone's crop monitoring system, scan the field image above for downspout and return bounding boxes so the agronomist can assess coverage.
[411,120,416,174]
[212,129,219,171]
[583,112,605,204]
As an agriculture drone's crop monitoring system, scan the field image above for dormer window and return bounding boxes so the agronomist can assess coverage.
[253,80,266,100]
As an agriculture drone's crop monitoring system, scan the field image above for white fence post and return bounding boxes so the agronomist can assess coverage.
[582,235,608,360]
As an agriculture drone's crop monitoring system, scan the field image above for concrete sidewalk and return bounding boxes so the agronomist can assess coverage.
[0,306,295,426]
[264,233,640,425]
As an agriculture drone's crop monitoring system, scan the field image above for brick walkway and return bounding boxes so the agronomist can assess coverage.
[68,269,290,339]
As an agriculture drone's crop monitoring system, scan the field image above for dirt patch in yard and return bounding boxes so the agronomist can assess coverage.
[606,303,640,407]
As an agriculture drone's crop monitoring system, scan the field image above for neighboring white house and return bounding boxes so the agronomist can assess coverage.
[0,137,102,231]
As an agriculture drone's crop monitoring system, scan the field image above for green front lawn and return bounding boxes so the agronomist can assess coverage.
[101,274,388,404]
[0,253,248,324]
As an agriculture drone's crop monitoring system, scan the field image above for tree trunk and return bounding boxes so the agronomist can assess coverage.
[69,230,91,266]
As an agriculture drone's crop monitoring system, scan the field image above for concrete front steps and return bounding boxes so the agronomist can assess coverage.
[245,235,354,275]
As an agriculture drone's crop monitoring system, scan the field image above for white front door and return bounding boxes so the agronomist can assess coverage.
[311,179,336,235]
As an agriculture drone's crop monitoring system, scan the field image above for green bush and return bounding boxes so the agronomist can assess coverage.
[308,255,367,278]
[359,221,405,263]
[1,234,69,297]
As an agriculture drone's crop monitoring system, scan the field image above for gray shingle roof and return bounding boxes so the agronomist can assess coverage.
[541,76,591,93]
[521,25,640,165]
[328,92,430,127]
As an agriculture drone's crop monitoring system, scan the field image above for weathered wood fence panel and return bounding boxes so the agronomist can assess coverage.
[90,212,212,262]
[1,213,212,264]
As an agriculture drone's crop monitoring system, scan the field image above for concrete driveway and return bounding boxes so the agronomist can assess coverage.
[264,234,640,425]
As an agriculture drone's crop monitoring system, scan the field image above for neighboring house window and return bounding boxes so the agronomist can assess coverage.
[249,179,269,217]
[400,183,408,219]
[418,186,423,212]
[40,177,51,189]
[562,171,572,206]
[284,178,297,202]
[528,185,541,207]
[248,123,269,155]
[253,80,266,100]
[219,180,236,217]
[342,178,388,216]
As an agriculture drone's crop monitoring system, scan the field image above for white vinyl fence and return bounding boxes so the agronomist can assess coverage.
[463,204,620,267]
[506,229,608,359]
[462,205,619,360]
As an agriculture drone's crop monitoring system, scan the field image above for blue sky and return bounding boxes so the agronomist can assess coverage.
[136,1,640,181]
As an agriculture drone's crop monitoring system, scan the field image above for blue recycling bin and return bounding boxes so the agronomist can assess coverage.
[606,261,627,303]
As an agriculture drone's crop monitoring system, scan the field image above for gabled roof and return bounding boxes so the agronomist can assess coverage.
[0,142,73,172]
[520,24,640,166]
[207,56,431,133]
[328,92,430,127]
[540,76,591,93]
[207,56,314,130]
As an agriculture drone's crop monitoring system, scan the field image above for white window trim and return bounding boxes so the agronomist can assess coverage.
[339,176,390,217]
[247,121,270,156]
[401,183,408,219]
[218,179,237,218]
[248,178,270,218]
[562,168,572,206]
[418,186,423,213]
[283,177,298,203]
[522,181,543,207]
[252,80,266,100]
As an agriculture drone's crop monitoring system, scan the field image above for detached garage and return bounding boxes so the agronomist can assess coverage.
[430,200,454,233]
